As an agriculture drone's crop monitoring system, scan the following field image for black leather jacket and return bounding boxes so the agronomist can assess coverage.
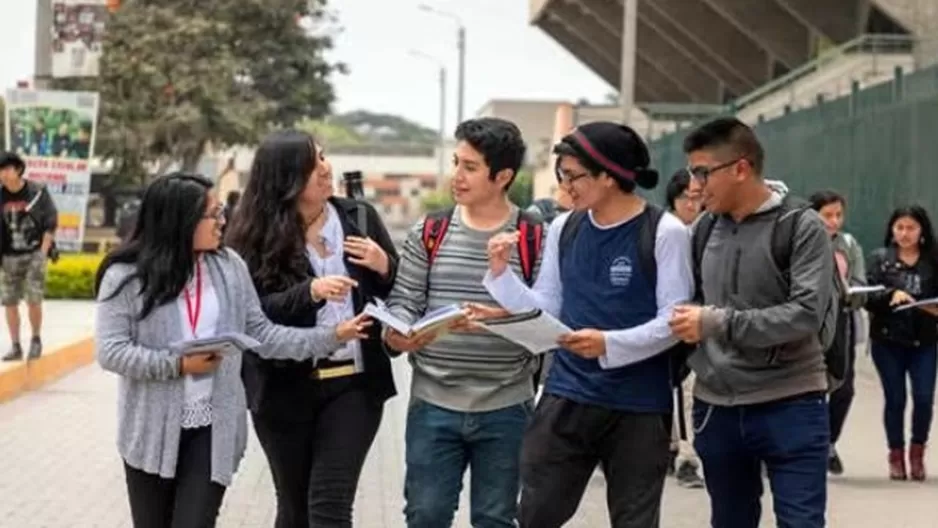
[866,247,938,347]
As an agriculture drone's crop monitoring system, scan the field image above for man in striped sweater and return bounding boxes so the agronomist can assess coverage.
[384,117,540,528]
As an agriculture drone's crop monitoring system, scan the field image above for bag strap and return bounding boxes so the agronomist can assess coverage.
[691,213,718,303]
[637,204,664,289]
[421,207,454,268]
[516,211,544,286]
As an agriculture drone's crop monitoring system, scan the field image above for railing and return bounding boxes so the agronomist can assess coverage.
[638,34,918,122]
[730,33,916,113]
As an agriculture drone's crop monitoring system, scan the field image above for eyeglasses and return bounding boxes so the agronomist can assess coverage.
[556,171,590,187]
[686,158,746,181]
[203,205,225,221]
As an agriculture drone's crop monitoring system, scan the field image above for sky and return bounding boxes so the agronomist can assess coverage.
[0,0,611,130]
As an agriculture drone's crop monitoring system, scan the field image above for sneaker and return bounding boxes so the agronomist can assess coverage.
[27,337,41,360]
[828,446,844,475]
[676,460,705,488]
[2,343,22,362]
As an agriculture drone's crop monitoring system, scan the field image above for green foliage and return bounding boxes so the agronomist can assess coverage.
[44,254,104,299]
[296,117,365,147]
[420,188,454,213]
[332,110,438,145]
[51,0,341,186]
[508,170,534,209]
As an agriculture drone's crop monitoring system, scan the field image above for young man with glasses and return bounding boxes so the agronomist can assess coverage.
[484,122,693,527]
[669,118,836,528]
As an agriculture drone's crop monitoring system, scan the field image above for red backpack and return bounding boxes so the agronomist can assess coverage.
[421,207,544,285]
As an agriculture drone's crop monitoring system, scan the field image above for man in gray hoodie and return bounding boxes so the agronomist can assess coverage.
[669,118,835,528]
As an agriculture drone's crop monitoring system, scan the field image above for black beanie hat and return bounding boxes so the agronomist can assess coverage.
[558,121,659,190]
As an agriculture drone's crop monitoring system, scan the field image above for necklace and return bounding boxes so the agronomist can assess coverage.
[303,205,327,230]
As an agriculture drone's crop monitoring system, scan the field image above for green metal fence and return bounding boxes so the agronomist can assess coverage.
[649,64,938,252]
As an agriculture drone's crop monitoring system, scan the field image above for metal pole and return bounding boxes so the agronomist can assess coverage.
[457,26,466,124]
[34,0,53,89]
[619,0,638,124]
[438,66,447,185]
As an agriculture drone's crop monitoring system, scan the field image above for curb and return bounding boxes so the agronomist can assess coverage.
[0,337,94,404]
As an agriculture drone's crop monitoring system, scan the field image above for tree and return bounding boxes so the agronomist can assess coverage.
[52,0,341,185]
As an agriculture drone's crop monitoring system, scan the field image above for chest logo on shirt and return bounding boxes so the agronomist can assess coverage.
[609,256,633,287]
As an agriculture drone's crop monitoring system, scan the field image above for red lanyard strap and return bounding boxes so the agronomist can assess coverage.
[184,260,202,337]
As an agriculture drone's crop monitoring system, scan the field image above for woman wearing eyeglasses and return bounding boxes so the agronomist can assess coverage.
[94,173,370,528]
[226,130,399,528]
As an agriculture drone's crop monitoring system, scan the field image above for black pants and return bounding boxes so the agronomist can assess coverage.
[124,427,226,528]
[829,319,858,445]
[252,377,384,528]
[518,395,670,528]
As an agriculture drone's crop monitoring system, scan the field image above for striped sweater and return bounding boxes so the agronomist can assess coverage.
[387,205,540,412]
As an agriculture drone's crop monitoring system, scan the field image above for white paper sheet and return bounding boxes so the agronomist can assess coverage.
[479,310,572,354]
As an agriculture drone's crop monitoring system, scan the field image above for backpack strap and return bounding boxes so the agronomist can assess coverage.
[637,204,665,288]
[421,207,454,268]
[557,210,588,267]
[691,213,718,303]
[516,211,544,286]
[769,196,810,282]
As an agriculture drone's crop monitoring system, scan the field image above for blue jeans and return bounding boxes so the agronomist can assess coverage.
[693,394,829,528]
[404,398,532,528]
[870,340,938,449]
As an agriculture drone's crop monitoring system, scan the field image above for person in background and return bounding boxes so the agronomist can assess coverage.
[384,117,539,528]
[671,118,835,528]
[0,151,58,362]
[809,190,867,476]
[94,172,370,528]
[662,169,705,489]
[864,205,938,481]
[226,130,399,527]
[224,191,240,224]
[486,122,692,527]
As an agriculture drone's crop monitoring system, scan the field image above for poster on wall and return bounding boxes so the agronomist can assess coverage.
[5,89,100,252]
[50,0,112,78]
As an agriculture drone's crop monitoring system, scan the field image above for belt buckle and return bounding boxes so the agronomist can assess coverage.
[311,364,357,380]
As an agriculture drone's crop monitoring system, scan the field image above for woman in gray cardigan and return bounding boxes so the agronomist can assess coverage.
[94,173,370,528]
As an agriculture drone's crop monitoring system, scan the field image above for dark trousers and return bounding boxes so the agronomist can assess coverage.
[693,393,829,528]
[124,427,226,528]
[518,395,670,528]
[252,378,383,528]
[829,327,857,445]
[870,340,938,449]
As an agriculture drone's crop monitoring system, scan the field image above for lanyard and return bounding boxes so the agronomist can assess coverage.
[184,260,202,338]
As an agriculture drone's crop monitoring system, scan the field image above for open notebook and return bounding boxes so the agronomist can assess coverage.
[363,298,465,338]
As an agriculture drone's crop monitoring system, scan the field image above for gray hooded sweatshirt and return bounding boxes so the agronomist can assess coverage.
[690,186,835,406]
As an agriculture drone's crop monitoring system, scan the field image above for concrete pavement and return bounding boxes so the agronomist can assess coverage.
[0,303,935,527]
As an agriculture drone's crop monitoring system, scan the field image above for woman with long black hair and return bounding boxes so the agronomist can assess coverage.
[94,173,370,528]
[866,205,938,481]
[225,130,399,527]
[808,190,867,476]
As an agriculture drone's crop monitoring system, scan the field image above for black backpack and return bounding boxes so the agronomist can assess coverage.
[559,204,696,386]
[690,194,849,392]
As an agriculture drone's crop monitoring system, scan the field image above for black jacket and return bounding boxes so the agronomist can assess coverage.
[866,247,938,347]
[241,197,399,421]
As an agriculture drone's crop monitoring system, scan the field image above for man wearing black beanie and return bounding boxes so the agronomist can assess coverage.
[484,121,694,527]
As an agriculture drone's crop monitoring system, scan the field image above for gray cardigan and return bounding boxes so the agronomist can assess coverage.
[95,248,341,486]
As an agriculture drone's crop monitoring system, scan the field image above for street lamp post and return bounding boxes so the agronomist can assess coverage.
[410,50,447,185]
[418,4,465,124]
